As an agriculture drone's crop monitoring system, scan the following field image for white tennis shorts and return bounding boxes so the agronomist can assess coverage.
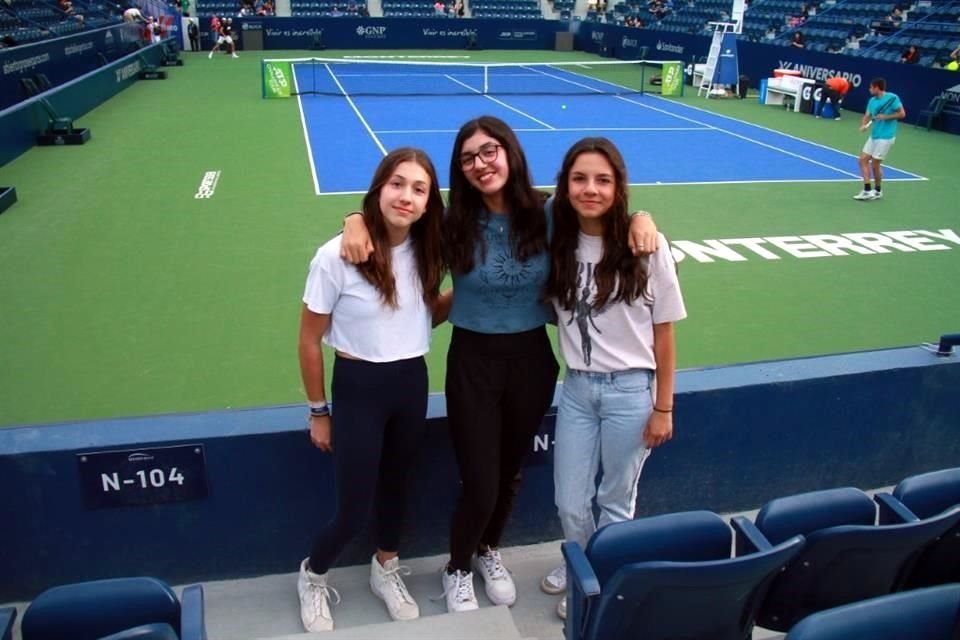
[217,35,233,44]
[862,137,895,160]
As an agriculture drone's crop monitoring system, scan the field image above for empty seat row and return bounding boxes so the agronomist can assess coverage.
[563,466,960,639]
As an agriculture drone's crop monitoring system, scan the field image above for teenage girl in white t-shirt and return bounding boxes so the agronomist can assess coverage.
[296,148,448,632]
[540,137,687,620]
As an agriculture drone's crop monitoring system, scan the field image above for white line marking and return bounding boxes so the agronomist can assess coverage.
[293,68,321,196]
[323,63,387,156]
[373,126,710,134]
[523,65,864,180]
[315,175,925,196]
[444,74,555,130]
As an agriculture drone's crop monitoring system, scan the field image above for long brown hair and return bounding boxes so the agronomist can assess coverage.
[546,137,649,311]
[357,147,446,308]
[444,115,548,274]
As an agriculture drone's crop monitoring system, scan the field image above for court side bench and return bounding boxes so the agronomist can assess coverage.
[763,76,816,112]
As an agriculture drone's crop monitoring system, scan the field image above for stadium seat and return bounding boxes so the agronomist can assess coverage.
[562,510,805,640]
[0,607,16,640]
[20,577,206,640]
[890,467,960,586]
[747,487,960,632]
[784,584,960,640]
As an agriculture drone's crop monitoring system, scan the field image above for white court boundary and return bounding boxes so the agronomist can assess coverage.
[297,61,929,196]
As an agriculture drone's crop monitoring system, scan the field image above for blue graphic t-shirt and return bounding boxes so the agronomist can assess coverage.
[448,207,554,334]
[867,91,903,140]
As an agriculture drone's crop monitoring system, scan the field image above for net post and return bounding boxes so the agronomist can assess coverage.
[483,64,489,94]
[640,59,646,97]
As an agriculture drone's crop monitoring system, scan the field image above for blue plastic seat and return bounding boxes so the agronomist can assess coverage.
[748,487,960,632]
[562,510,805,640]
[21,577,206,640]
[784,584,960,640]
[892,467,960,587]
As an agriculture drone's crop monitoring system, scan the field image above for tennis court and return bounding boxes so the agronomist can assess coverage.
[287,58,924,194]
[0,49,957,428]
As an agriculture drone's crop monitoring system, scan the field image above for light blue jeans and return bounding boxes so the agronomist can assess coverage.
[554,367,654,550]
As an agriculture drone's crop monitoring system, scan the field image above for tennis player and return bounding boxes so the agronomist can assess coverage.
[854,78,906,201]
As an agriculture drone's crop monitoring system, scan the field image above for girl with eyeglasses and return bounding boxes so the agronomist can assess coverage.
[341,116,660,613]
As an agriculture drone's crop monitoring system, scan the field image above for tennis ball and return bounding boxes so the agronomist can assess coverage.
[561,104,567,110]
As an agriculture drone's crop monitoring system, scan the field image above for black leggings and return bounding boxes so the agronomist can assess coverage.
[308,355,428,574]
[445,326,559,571]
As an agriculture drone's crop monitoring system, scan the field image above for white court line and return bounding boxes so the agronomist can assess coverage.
[523,65,865,180]
[315,176,922,196]
[444,74,556,130]
[323,63,387,156]
[373,126,710,134]
[644,93,927,180]
[293,67,322,196]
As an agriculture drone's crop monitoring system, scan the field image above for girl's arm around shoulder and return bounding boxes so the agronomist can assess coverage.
[432,288,454,327]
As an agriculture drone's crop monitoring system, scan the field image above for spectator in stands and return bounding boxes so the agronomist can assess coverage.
[296,148,448,633]
[208,16,237,58]
[885,6,903,28]
[340,117,660,617]
[454,0,464,17]
[258,0,274,14]
[900,44,920,64]
[790,31,805,48]
[854,77,906,201]
[123,6,147,22]
[816,74,850,119]
[541,137,684,622]
[434,0,445,15]
[59,0,75,15]
[948,44,960,70]
[187,18,199,51]
[148,16,162,43]
[765,25,777,40]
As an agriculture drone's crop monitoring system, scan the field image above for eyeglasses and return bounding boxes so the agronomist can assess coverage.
[459,143,502,171]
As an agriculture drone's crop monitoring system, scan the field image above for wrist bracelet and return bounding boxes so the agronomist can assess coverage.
[308,401,330,418]
[653,407,672,414]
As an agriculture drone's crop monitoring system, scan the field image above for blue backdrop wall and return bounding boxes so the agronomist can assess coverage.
[1,346,957,600]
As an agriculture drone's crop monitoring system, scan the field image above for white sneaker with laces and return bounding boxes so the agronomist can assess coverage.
[231,53,238,58]
[472,549,517,606]
[853,189,875,201]
[207,51,213,59]
[297,558,339,632]
[871,190,883,200]
[440,568,479,613]
[540,563,567,595]
[370,555,419,621]
[557,595,567,620]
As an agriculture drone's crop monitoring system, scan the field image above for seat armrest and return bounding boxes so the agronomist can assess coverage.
[0,607,17,640]
[562,542,600,597]
[731,516,772,555]
[875,493,919,525]
[180,584,207,640]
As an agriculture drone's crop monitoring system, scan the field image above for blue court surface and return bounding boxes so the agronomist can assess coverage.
[293,62,925,195]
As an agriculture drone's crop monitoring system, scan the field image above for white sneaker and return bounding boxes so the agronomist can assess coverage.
[472,549,516,606]
[370,555,419,621]
[231,53,239,58]
[297,558,339,632]
[540,563,567,595]
[853,189,875,201]
[557,596,567,620]
[207,51,213,59]
[871,190,883,199]
[441,568,479,613]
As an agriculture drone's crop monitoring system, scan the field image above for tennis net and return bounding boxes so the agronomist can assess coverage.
[261,57,684,98]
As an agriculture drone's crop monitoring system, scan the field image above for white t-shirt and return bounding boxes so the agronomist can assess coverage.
[553,232,686,373]
[302,235,431,363]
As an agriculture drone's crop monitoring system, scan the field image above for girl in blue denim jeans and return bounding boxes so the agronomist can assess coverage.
[540,137,687,620]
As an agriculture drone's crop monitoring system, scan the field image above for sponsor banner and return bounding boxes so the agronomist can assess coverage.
[661,61,682,97]
[574,23,960,131]
[262,60,292,98]
[670,229,959,264]
[0,24,142,110]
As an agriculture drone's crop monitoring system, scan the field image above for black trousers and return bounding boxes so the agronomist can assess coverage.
[308,356,428,574]
[821,87,843,114]
[445,326,559,571]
